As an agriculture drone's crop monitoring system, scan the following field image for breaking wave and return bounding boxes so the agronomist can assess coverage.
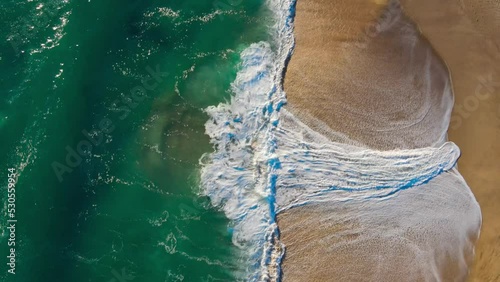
[199,0,475,281]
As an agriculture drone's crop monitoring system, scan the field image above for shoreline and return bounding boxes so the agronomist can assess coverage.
[398,1,500,278]
[279,0,498,280]
[282,0,454,150]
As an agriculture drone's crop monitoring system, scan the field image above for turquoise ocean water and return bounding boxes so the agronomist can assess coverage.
[0,0,275,281]
[0,0,485,281]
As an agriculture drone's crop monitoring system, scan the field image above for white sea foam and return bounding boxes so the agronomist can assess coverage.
[200,41,286,281]
[273,110,462,211]
[200,0,480,281]
[200,0,294,279]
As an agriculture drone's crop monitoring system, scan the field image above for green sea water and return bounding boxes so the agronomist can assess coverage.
[0,0,271,281]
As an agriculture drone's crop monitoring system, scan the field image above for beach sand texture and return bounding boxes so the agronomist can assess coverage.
[279,0,499,281]
[400,2,500,280]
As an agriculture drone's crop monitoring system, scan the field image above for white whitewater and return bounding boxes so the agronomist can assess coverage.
[201,42,284,281]
[200,0,294,278]
[274,110,462,211]
[200,0,482,281]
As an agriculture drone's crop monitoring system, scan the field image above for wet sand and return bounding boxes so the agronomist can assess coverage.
[280,0,499,280]
[400,1,500,280]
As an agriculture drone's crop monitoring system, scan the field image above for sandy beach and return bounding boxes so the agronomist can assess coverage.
[280,0,499,280]
[400,1,500,280]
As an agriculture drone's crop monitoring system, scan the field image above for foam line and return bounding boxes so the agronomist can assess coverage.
[199,0,464,280]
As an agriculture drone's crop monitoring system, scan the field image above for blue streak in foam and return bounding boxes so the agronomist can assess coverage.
[269,158,282,170]
[267,102,274,114]
[268,174,278,219]
[239,71,269,90]
[285,0,297,28]
[365,163,452,200]
[276,100,286,111]
[315,162,456,202]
